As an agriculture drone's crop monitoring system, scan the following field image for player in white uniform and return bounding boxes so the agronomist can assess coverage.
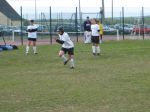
[26,20,38,54]
[56,27,75,69]
[91,18,101,55]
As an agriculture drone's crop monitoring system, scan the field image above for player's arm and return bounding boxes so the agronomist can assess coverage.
[56,39,64,44]
[97,25,100,32]
[32,28,38,32]
[27,29,38,32]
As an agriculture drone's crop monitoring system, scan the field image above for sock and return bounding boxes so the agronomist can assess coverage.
[26,46,29,53]
[70,58,75,67]
[33,46,37,53]
[61,55,67,62]
[100,39,102,44]
[96,46,100,54]
[92,46,96,54]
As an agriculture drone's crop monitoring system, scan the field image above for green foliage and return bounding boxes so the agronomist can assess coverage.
[0,40,150,112]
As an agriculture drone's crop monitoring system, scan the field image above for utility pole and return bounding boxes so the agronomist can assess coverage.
[35,0,37,20]
[79,0,82,31]
[101,0,105,23]
[112,0,113,22]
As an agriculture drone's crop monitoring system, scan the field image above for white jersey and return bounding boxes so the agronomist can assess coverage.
[91,24,100,36]
[59,32,74,48]
[27,25,38,38]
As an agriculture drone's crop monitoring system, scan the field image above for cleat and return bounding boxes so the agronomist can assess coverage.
[64,60,68,65]
[70,67,74,69]
[97,53,100,56]
[34,52,38,54]
[93,53,96,56]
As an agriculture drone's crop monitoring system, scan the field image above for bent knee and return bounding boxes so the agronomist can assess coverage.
[59,51,64,57]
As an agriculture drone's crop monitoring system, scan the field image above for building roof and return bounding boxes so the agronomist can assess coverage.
[0,0,20,20]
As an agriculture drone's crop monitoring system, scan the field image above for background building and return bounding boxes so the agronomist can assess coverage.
[0,0,20,26]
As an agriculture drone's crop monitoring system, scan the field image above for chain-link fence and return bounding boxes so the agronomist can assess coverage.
[1,6,150,45]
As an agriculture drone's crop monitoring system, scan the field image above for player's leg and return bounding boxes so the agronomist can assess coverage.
[100,34,103,44]
[33,39,37,54]
[59,48,68,65]
[96,44,100,55]
[26,39,32,54]
[87,31,91,43]
[68,55,75,69]
[84,31,87,43]
[91,36,96,55]
[68,48,75,69]
[95,36,100,55]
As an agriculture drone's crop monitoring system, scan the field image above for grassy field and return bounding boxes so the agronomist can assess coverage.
[0,40,150,112]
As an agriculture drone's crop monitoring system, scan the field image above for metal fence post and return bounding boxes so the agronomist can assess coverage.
[75,7,78,42]
[49,6,52,44]
[122,7,125,40]
[20,6,23,45]
[142,7,145,40]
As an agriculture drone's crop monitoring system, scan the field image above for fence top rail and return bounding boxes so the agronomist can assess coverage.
[13,31,85,34]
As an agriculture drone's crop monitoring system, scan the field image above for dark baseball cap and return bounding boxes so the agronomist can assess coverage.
[57,26,64,32]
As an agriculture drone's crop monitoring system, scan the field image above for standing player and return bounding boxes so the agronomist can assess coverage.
[83,16,91,43]
[55,27,75,69]
[91,18,101,55]
[98,20,104,44]
[26,20,38,55]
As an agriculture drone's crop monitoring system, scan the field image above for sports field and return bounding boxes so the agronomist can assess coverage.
[0,40,150,112]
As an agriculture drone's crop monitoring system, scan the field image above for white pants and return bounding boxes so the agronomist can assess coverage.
[84,31,91,43]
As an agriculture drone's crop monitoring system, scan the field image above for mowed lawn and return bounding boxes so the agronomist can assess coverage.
[0,40,150,112]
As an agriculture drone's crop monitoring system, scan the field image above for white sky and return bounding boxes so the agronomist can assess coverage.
[6,0,149,8]
[6,0,150,18]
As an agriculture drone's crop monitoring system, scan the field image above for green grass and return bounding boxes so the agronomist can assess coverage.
[0,40,150,112]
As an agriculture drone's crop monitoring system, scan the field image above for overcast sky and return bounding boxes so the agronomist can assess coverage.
[6,0,149,8]
[6,0,150,19]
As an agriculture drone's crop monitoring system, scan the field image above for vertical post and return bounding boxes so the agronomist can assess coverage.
[122,7,125,40]
[12,31,15,42]
[112,0,113,22]
[35,0,37,20]
[102,0,105,23]
[100,7,103,23]
[49,6,52,44]
[75,7,78,42]
[20,6,23,45]
[79,0,82,32]
[40,12,42,31]
[142,7,145,40]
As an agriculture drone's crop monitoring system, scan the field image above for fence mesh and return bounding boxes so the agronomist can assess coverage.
[1,6,150,45]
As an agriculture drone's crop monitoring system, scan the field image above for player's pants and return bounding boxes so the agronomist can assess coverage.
[84,31,91,43]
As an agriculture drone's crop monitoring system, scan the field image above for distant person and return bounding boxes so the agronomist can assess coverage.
[26,20,38,55]
[55,26,75,69]
[97,20,104,44]
[83,16,91,43]
[91,18,101,55]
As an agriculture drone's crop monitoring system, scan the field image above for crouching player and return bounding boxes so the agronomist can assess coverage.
[56,27,75,69]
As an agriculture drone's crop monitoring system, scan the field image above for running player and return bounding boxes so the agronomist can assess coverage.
[55,26,75,69]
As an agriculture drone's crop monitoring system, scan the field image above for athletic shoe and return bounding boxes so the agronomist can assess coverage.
[70,67,74,69]
[64,60,68,65]
[97,53,100,56]
[100,40,102,44]
[34,52,38,54]
[93,53,96,56]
